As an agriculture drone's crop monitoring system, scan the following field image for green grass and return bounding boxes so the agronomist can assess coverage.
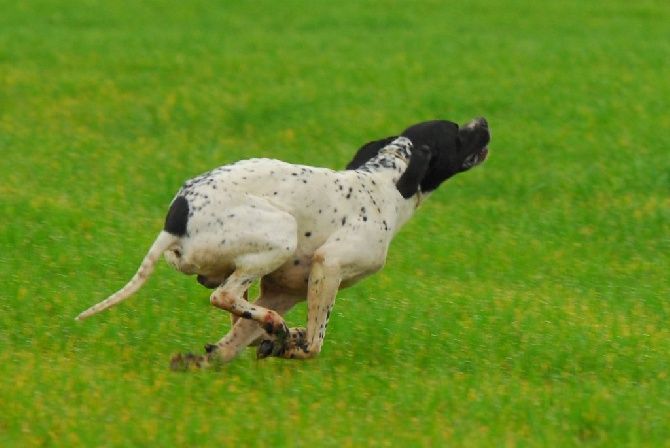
[1,0,669,446]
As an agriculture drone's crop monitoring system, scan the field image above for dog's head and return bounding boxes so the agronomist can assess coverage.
[347,117,490,193]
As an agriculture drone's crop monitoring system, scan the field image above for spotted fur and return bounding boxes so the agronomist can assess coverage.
[76,118,490,367]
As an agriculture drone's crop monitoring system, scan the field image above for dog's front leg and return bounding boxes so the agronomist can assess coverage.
[258,251,342,359]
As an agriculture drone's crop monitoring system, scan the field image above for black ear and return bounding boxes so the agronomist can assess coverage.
[401,120,460,192]
[396,145,432,199]
[346,136,397,170]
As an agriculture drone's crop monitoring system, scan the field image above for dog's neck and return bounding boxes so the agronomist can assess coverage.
[357,137,426,232]
[359,137,412,174]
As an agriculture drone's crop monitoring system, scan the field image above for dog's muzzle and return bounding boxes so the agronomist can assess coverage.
[462,117,490,169]
[463,146,489,169]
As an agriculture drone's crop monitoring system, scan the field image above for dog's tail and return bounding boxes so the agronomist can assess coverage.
[75,231,178,321]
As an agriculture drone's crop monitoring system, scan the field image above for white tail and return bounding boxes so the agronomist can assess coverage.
[76,231,178,321]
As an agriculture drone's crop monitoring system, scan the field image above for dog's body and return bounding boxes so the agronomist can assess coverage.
[165,148,420,292]
[77,118,490,367]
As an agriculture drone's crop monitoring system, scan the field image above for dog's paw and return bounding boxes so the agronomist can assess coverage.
[262,320,289,340]
[288,327,307,346]
[169,352,209,371]
[256,338,290,359]
[256,339,277,359]
[256,327,307,359]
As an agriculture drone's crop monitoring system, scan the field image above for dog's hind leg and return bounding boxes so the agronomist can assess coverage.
[209,271,289,336]
[195,274,249,327]
[229,290,249,327]
[171,277,300,369]
[170,206,298,369]
[205,283,303,362]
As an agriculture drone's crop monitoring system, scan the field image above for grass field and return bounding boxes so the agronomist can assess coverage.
[1,0,669,446]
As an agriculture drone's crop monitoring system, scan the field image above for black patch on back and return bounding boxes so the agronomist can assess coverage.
[164,195,189,236]
[346,136,397,170]
[396,145,432,199]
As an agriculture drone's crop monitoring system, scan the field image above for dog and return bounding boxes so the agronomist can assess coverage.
[76,118,490,368]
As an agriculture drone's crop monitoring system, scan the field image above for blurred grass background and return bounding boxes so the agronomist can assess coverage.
[1,0,669,446]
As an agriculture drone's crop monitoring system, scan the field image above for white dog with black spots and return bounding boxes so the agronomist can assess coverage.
[77,118,490,368]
